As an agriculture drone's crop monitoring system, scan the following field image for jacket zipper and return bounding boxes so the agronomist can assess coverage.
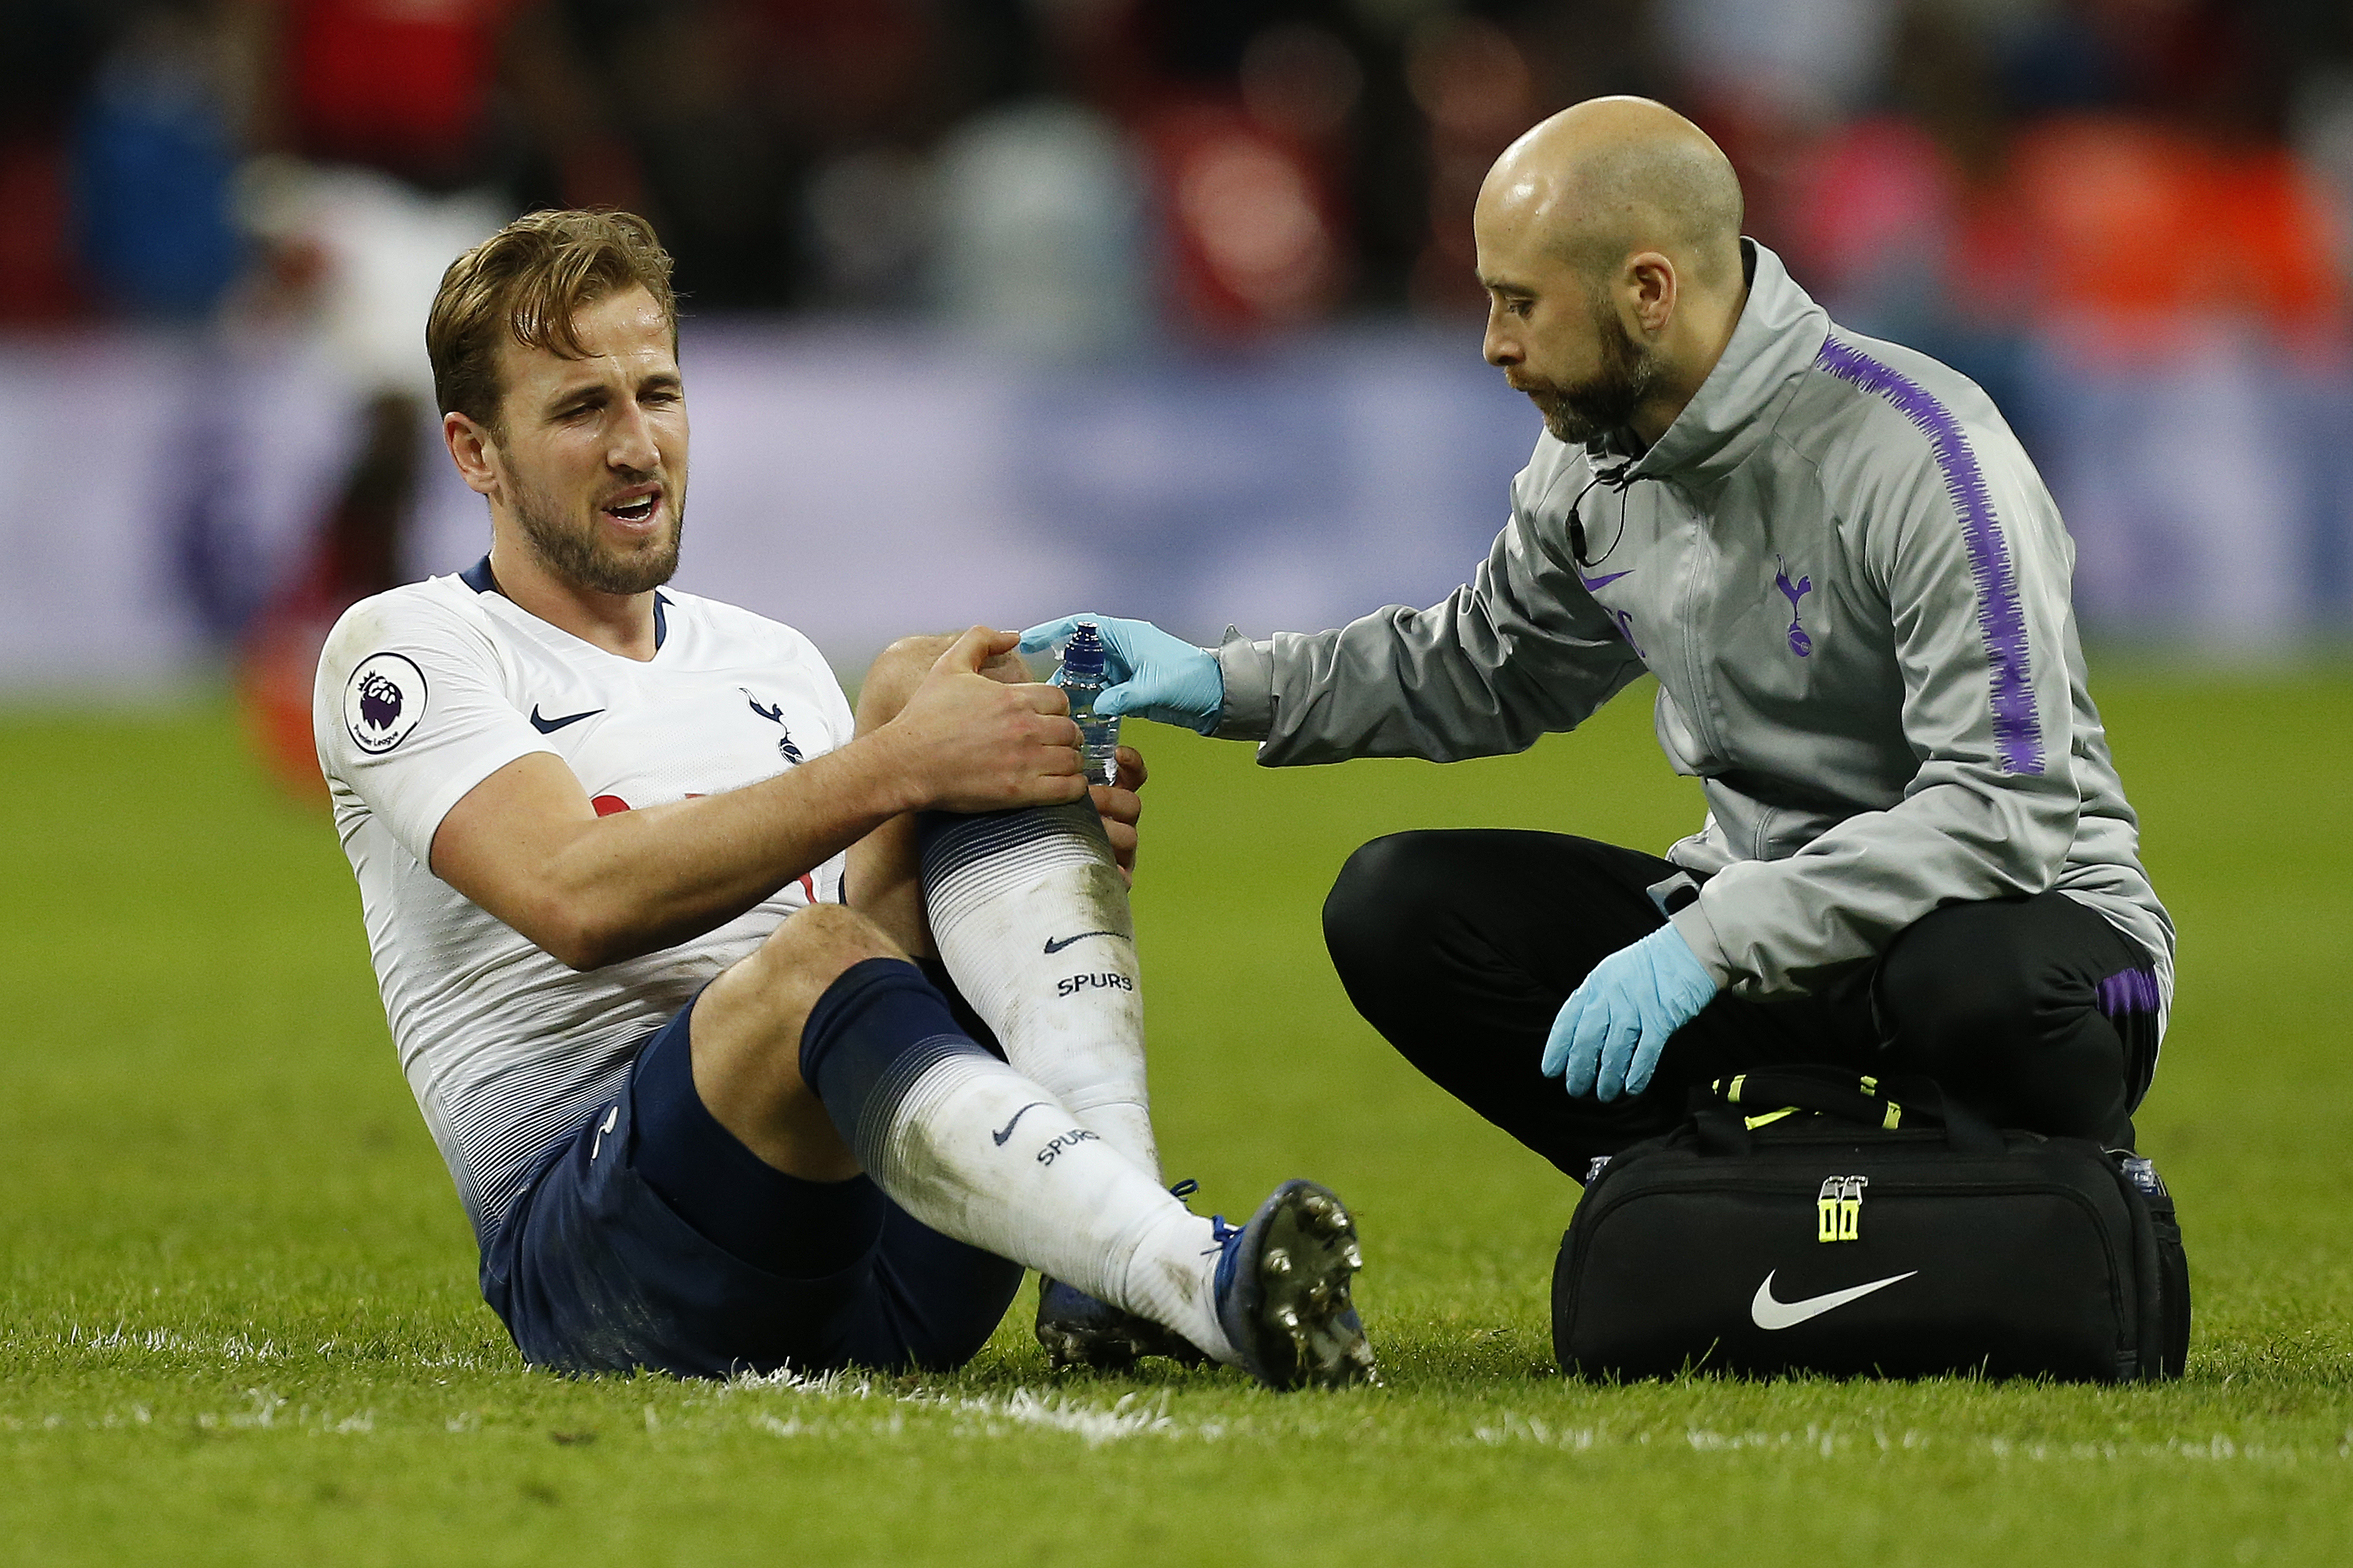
[1673,491,1727,766]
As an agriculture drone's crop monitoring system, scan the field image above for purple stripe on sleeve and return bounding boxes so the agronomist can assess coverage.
[2095,966,2161,1020]
[1814,337,2045,775]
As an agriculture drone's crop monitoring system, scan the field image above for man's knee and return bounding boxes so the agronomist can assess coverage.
[693,904,902,1179]
[1876,901,2043,1058]
[732,904,905,1025]
[1323,832,1451,979]
[763,900,901,965]
[701,905,904,1081]
[1873,898,2136,1140]
[854,631,1027,733]
[853,635,953,732]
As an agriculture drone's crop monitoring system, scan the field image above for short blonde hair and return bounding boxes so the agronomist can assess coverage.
[426,209,678,430]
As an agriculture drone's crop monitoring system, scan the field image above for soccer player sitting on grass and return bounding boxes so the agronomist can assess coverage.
[1030,98,2174,1183]
[312,209,1374,1389]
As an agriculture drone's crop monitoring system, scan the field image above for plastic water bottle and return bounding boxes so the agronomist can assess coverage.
[2119,1155,2167,1198]
[1059,621,1121,787]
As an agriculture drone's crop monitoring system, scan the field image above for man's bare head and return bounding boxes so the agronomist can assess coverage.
[1480,97,1744,295]
[1474,98,1748,446]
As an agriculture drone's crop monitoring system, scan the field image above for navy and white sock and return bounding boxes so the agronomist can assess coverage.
[918,804,1159,1179]
[801,959,1231,1362]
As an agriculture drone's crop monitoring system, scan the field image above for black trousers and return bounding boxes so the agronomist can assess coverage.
[1322,831,2162,1179]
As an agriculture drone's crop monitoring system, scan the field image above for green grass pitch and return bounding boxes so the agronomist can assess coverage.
[3,668,2350,1565]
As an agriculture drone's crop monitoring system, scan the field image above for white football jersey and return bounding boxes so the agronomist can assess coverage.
[314,560,854,1245]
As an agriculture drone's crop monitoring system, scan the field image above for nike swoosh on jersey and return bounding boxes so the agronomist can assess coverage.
[530,704,605,733]
[1043,930,1124,955]
[1749,1268,1919,1331]
[1579,569,1634,591]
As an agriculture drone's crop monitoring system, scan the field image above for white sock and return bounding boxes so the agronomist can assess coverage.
[921,804,1160,1179]
[852,1041,1233,1363]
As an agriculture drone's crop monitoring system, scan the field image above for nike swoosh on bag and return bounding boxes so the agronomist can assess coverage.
[1749,1268,1919,1331]
[530,705,605,734]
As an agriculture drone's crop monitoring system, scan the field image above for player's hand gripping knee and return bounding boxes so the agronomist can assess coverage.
[1540,924,1719,1102]
[1019,615,1224,735]
[887,626,1089,812]
[1093,745,1147,884]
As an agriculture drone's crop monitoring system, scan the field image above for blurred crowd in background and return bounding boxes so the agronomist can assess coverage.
[7,0,2350,352]
[6,0,2353,733]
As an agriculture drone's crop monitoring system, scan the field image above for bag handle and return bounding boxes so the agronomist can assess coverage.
[1691,1066,2003,1155]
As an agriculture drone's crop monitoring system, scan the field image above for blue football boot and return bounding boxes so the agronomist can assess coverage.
[1034,1277,1210,1371]
[1036,1179,1212,1372]
[1212,1179,1376,1390]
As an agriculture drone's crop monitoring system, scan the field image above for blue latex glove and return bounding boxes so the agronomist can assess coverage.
[1540,923,1720,1102]
[1019,614,1224,736]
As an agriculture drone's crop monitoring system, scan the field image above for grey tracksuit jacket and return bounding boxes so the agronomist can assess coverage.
[1213,241,2173,1026]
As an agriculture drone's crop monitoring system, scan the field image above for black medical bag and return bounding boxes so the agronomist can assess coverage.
[1551,1067,2190,1382]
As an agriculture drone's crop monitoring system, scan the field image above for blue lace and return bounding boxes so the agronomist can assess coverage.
[1168,1179,1239,1255]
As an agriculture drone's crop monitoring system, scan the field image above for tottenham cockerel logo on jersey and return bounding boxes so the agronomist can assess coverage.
[344,653,427,753]
[741,688,804,763]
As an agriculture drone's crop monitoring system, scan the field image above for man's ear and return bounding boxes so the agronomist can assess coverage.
[1626,251,1679,336]
[444,411,501,499]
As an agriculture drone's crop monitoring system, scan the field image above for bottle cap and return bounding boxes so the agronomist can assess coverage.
[1062,621,1108,677]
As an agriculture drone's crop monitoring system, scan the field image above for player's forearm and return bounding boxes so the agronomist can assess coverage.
[436,628,1082,967]
[520,736,923,968]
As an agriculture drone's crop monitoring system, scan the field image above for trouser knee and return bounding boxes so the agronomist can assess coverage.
[1320,829,1705,1178]
[1322,832,1446,993]
[1876,913,2043,1066]
[1873,897,2140,1143]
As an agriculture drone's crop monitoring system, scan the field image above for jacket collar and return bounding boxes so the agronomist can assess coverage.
[1592,240,1829,488]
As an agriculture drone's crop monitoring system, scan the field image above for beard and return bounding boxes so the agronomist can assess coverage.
[512,473,684,596]
[1520,295,1660,445]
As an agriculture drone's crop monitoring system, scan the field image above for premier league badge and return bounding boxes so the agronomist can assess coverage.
[345,652,427,754]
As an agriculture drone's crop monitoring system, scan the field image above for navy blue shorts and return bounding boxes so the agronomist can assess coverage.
[479,988,1025,1379]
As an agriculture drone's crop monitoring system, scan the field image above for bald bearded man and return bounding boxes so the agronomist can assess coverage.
[1025,97,2173,1178]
